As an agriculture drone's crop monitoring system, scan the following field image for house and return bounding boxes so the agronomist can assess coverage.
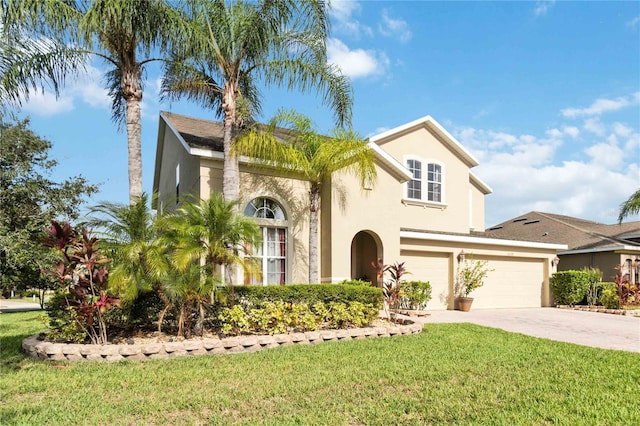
[485,212,640,285]
[153,112,566,309]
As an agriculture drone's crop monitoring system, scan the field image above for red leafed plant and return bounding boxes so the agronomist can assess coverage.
[613,263,640,307]
[371,260,409,322]
[43,220,120,344]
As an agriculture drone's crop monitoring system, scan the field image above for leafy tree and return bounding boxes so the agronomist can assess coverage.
[233,110,376,283]
[618,188,640,223]
[0,116,97,300]
[162,0,352,202]
[4,0,190,203]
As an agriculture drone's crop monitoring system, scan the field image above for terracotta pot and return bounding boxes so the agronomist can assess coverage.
[457,297,474,312]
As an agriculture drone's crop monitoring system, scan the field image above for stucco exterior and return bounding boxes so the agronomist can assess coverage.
[153,112,565,309]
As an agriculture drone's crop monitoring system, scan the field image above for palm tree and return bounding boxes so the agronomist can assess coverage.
[618,188,640,223]
[162,0,352,203]
[160,262,215,338]
[233,110,377,283]
[158,192,261,288]
[4,0,190,203]
[0,26,85,108]
[85,194,173,332]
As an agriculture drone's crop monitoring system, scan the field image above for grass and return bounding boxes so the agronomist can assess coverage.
[1,311,639,425]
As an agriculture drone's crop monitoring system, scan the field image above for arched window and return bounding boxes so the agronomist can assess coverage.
[244,198,287,285]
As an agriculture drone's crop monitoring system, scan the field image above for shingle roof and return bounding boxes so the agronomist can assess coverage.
[162,111,225,152]
[485,211,640,251]
[161,111,298,153]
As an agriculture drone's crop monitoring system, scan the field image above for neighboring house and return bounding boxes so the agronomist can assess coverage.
[153,112,565,309]
[485,212,640,285]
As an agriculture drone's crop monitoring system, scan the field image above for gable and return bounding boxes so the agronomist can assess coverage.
[370,115,479,168]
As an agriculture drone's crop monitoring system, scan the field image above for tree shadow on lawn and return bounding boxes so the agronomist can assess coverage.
[0,312,47,371]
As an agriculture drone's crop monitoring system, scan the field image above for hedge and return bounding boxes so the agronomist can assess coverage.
[217,284,383,308]
[550,270,591,305]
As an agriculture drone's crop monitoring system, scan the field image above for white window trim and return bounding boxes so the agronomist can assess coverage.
[402,156,446,207]
[244,197,290,286]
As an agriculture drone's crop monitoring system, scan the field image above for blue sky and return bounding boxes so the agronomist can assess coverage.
[17,0,640,227]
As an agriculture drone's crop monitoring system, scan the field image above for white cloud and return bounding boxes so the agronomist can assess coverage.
[533,1,555,17]
[329,0,373,38]
[327,38,389,79]
[20,91,75,116]
[378,9,412,42]
[563,126,580,138]
[627,16,640,28]
[455,115,639,226]
[583,117,605,136]
[561,92,640,118]
[20,62,111,117]
[612,122,633,138]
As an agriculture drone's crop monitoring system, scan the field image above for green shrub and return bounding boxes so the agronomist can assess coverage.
[338,279,374,287]
[550,270,591,305]
[598,282,620,309]
[44,293,87,343]
[399,281,432,310]
[218,284,383,308]
[217,299,379,336]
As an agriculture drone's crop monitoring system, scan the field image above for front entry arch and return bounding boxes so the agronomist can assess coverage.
[350,230,383,285]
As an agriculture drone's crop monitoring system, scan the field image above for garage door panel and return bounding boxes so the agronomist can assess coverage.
[471,257,543,309]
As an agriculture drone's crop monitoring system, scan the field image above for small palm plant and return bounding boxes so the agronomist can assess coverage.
[85,194,173,333]
[158,193,261,287]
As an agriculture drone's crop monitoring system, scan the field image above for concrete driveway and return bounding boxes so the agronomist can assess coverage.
[0,299,43,313]
[415,308,640,353]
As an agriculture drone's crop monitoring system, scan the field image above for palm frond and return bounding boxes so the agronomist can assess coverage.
[618,188,640,223]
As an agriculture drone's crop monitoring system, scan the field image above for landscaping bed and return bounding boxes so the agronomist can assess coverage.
[23,318,422,362]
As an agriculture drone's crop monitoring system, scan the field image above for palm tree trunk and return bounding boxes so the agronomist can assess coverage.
[156,288,172,334]
[222,82,239,202]
[308,184,320,283]
[124,69,143,204]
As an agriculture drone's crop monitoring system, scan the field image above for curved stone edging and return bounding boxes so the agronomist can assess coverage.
[22,320,424,362]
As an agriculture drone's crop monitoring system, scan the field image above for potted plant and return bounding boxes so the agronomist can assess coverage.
[455,254,492,312]
[398,280,432,317]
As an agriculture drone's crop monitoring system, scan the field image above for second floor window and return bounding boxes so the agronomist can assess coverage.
[427,163,442,202]
[406,158,444,203]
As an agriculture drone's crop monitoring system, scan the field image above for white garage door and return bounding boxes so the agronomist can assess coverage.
[471,257,544,309]
[401,252,545,309]
[401,251,450,310]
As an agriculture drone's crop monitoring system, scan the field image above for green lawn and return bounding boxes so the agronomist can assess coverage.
[1,311,639,425]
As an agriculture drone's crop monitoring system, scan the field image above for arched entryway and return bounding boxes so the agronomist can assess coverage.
[350,230,383,285]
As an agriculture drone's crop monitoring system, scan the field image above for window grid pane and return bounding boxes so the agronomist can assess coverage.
[407,160,422,199]
[427,164,442,202]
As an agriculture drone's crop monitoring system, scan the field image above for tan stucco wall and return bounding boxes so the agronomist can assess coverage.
[470,183,486,232]
[322,164,402,282]
[377,127,479,234]
[322,125,488,282]
[156,130,200,212]
[199,160,311,284]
